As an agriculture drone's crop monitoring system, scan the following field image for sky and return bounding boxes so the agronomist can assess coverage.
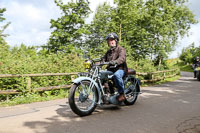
[0,0,200,58]
[0,0,114,46]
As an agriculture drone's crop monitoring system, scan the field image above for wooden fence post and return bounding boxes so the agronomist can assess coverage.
[151,73,154,80]
[27,77,32,92]
[163,72,166,79]
[6,95,9,101]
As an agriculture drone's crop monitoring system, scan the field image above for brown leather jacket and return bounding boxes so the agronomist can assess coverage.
[101,45,128,73]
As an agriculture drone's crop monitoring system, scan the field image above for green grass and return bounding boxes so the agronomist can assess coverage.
[180,65,193,72]
[141,75,180,87]
[165,58,193,72]
[177,61,193,72]
[0,89,69,107]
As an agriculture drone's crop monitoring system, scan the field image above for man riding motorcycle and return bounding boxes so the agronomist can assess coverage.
[101,32,128,102]
[193,56,200,78]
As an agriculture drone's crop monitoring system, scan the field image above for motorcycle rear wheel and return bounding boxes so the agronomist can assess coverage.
[124,78,139,105]
[68,80,98,116]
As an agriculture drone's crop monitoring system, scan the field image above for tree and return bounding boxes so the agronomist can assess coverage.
[47,0,91,52]
[0,8,10,63]
[116,0,196,61]
[142,0,197,67]
[113,0,148,60]
[86,3,112,48]
[84,3,114,57]
[0,8,10,46]
[179,43,200,64]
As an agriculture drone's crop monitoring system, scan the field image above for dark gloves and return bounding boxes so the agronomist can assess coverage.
[109,60,117,65]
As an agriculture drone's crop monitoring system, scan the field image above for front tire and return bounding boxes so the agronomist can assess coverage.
[68,81,98,116]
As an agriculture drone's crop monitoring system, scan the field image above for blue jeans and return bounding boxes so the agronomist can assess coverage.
[113,70,125,94]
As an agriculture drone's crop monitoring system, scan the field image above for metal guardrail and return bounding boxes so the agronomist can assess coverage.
[0,69,179,95]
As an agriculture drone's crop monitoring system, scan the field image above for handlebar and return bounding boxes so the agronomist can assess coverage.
[99,62,117,68]
[100,62,110,65]
[88,59,117,68]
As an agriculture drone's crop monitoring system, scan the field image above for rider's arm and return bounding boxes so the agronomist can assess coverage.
[114,47,126,65]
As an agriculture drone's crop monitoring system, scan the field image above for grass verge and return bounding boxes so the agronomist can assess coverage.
[178,61,193,72]
[0,89,69,107]
[141,75,180,87]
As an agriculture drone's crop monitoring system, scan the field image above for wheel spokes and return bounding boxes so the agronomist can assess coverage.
[74,82,96,111]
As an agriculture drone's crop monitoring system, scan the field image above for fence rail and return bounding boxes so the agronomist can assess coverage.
[0,69,179,95]
[0,73,78,78]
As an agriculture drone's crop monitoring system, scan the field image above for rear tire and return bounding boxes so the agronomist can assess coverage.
[124,77,139,105]
[68,81,98,116]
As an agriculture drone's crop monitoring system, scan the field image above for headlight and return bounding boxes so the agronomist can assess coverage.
[83,60,91,69]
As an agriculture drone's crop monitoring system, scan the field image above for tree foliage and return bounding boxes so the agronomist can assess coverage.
[0,8,11,69]
[179,43,200,64]
[85,0,197,63]
[0,8,10,47]
[46,0,197,64]
[47,0,91,52]
[0,44,85,94]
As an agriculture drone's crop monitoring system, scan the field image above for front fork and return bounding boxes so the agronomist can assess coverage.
[78,78,106,105]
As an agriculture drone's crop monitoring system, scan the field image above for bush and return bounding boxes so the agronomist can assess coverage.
[0,45,85,100]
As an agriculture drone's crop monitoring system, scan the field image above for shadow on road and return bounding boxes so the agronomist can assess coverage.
[55,104,120,118]
[23,105,92,133]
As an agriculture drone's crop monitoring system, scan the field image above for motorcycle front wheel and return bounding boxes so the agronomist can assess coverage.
[124,77,139,105]
[68,80,98,116]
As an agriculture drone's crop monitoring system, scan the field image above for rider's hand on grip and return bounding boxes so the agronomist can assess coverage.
[109,60,117,65]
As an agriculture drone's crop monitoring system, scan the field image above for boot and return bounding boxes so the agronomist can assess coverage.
[118,93,126,102]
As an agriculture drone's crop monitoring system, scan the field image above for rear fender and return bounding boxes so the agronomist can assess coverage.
[72,77,102,104]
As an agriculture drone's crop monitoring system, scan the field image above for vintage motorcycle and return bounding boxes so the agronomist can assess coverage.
[68,59,141,116]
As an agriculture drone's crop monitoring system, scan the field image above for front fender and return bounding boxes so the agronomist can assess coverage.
[72,77,102,104]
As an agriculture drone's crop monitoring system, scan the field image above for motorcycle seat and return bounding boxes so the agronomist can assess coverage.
[127,68,136,75]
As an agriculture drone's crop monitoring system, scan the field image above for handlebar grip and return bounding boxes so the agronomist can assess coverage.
[102,62,110,65]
